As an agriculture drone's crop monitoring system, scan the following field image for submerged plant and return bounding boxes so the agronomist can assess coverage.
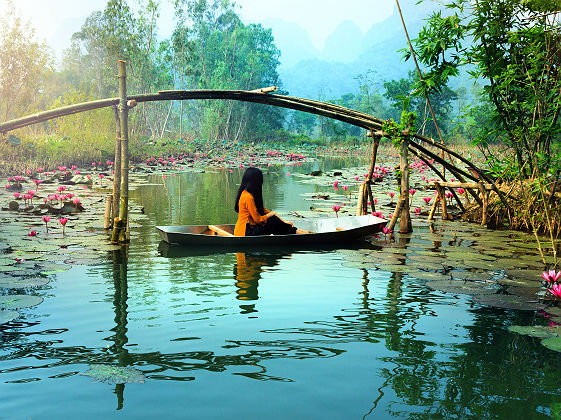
[82,364,145,385]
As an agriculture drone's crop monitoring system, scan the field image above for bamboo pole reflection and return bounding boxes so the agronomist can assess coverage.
[111,246,130,410]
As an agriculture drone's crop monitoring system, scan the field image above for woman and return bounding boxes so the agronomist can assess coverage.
[234,167,306,236]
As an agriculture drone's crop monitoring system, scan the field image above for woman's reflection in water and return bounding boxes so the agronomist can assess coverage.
[233,252,283,314]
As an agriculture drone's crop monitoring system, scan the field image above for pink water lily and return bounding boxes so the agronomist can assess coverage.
[27,230,37,237]
[13,192,20,199]
[332,205,341,218]
[548,283,561,298]
[541,270,561,285]
[457,188,465,195]
[423,197,432,205]
[59,217,69,234]
[382,226,392,239]
[414,207,421,215]
[409,189,416,196]
[42,215,51,232]
[388,191,395,204]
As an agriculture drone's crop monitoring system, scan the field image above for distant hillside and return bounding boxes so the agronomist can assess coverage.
[270,0,443,99]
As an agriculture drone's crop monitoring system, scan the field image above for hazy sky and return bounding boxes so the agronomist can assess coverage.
[10,0,394,59]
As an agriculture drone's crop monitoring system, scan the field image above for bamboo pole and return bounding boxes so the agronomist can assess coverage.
[366,131,381,213]
[479,182,489,225]
[435,183,451,220]
[388,197,405,231]
[407,147,466,211]
[365,183,375,214]
[408,140,484,207]
[104,194,113,229]
[112,105,122,223]
[356,183,365,216]
[395,0,447,177]
[428,195,439,221]
[111,60,129,244]
[399,136,412,233]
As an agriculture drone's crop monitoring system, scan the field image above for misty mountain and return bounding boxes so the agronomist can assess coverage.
[271,0,442,99]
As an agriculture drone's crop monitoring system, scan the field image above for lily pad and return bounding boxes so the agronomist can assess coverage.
[0,309,20,324]
[0,277,50,289]
[376,264,412,273]
[506,269,545,282]
[507,286,558,301]
[460,259,497,270]
[541,336,561,352]
[427,279,496,295]
[497,276,540,288]
[342,261,377,270]
[82,364,145,384]
[0,295,43,310]
[63,258,102,266]
[409,270,452,281]
[452,271,493,282]
[474,294,545,311]
[508,325,560,338]
[544,307,561,317]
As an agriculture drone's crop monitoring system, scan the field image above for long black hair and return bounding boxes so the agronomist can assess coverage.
[234,167,265,214]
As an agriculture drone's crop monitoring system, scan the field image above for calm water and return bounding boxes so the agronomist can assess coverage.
[1,162,560,419]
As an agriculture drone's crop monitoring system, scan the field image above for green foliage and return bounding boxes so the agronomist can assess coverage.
[383,71,456,138]
[0,1,53,122]
[171,0,284,142]
[412,0,561,178]
[382,110,417,149]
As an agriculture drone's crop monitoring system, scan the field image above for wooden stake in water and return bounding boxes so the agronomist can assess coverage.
[112,105,122,224]
[104,194,113,229]
[111,60,129,243]
[399,136,412,233]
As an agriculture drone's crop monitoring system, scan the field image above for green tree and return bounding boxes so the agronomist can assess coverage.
[172,0,284,142]
[0,0,53,122]
[383,71,457,138]
[410,0,561,178]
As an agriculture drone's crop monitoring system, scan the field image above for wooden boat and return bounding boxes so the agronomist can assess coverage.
[156,214,387,247]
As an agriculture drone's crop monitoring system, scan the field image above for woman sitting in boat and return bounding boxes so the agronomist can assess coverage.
[234,167,307,236]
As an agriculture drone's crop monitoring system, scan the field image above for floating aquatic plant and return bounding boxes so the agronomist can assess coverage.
[0,310,20,325]
[0,277,49,289]
[82,364,145,385]
[0,295,43,310]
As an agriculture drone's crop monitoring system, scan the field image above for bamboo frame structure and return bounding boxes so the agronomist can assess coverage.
[0,62,505,243]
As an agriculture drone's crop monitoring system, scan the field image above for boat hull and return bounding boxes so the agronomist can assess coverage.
[156,214,387,247]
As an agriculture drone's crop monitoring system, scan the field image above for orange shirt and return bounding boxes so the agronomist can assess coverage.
[234,191,270,236]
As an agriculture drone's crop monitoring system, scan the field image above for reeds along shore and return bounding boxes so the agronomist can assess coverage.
[461,180,561,238]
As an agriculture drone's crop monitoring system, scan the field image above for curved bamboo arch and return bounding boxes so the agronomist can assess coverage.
[0,87,496,186]
[0,89,385,134]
